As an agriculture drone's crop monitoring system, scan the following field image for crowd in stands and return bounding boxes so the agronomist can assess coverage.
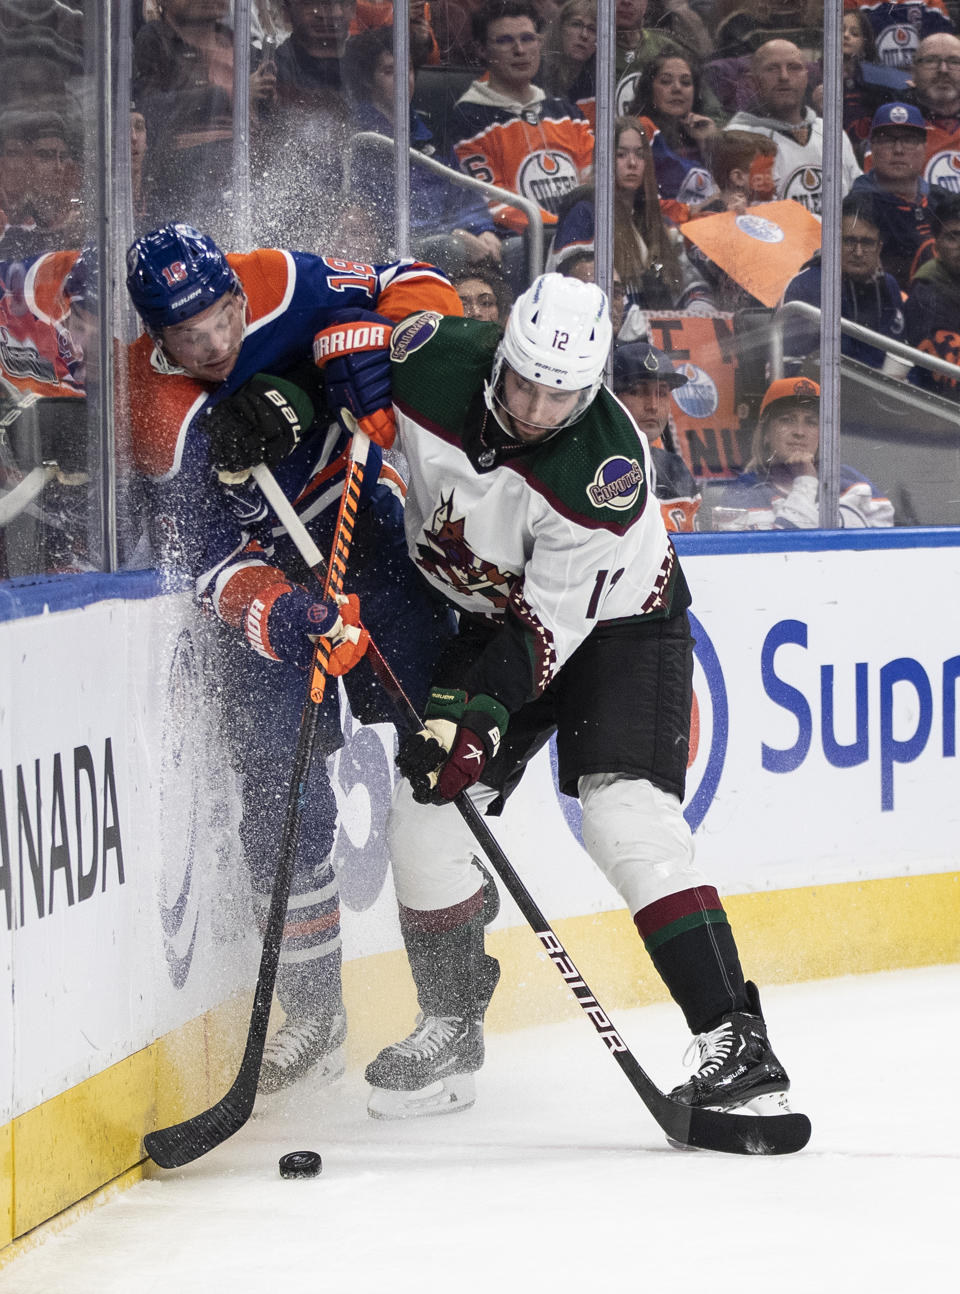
[12,0,960,579]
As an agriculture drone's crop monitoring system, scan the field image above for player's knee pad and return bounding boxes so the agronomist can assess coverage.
[387,778,498,911]
[579,773,708,914]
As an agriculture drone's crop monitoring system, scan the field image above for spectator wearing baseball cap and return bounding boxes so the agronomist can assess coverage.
[612,340,701,532]
[709,378,895,530]
[851,101,944,289]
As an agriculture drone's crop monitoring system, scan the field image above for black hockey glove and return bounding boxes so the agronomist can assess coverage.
[397,687,509,805]
[205,373,314,476]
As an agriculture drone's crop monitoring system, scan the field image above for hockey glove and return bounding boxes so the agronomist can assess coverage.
[397,687,509,805]
[206,373,314,478]
[313,308,396,448]
[244,584,369,675]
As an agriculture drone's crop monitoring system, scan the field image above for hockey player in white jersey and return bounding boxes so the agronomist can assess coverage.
[350,273,794,1124]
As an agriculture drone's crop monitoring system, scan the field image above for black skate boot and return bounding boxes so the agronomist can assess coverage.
[365,908,500,1119]
[258,999,347,1094]
[669,982,792,1115]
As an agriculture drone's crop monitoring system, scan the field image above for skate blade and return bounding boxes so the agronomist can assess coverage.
[367,1074,476,1120]
[701,1089,794,1117]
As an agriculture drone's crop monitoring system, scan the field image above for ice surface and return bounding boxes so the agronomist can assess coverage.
[3,965,958,1294]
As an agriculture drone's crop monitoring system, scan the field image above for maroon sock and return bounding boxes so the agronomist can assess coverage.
[634,886,746,1033]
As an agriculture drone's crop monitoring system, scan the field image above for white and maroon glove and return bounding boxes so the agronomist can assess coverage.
[396,687,509,804]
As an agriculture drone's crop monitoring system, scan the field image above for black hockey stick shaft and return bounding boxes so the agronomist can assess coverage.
[361,655,810,1154]
[144,668,321,1168]
[144,446,368,1170]
[257,462,812,1156]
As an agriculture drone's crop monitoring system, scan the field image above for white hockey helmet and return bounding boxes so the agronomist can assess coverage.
[485,273,612,434]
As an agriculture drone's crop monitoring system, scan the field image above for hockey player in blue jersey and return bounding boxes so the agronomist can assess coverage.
[125,223,461,1093]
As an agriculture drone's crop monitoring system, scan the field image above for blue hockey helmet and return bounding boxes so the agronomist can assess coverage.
[125,223,240,334]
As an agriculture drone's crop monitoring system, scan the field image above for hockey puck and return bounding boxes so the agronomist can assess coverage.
[278,1150,322,1179]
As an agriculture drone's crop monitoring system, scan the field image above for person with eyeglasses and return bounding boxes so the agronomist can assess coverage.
[907,33,960,193]
[451,0,594,252]
[851,101,945,289]
[841,0,954,73]
[904,190,960,399]
[540,0,598,127]
[779,194,906,371]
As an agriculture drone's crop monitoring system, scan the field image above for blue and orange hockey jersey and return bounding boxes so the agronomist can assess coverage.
[0,250,83,399]
[846,0,954,69]
[451,82,595,232]
[128,249,461,651]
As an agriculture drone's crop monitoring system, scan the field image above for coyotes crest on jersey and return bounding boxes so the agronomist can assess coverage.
[415,491,518,610]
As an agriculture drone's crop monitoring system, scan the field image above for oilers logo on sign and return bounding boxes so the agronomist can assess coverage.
[925,150,960,194]
[517,150,579,214]
[390,311,442,362]
[587,455,644,510]
[672,363,718,419]
[734,213,785,244]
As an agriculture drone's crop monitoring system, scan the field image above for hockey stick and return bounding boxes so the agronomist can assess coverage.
[0,464,57,526]
[260,459,812,1157]
[144,436,369,1170]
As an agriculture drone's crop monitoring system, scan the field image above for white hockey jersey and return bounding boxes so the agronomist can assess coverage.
[724,108,862,216]
[387,311,686,713]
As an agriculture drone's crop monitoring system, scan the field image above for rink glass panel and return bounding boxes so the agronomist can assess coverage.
[3,2,960,597]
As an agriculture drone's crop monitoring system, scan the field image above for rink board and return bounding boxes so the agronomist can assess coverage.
[1,534,959,1249]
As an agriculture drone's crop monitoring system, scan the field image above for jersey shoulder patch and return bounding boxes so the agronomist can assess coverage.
[390,311,443,362]
[524,390,649,532]
[392,317,500,432]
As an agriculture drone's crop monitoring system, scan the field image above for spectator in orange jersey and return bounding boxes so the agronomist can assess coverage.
[451,1,594,238]
[908,32,960,193]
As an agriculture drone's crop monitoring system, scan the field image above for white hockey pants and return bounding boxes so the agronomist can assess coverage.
[387,772,709,916]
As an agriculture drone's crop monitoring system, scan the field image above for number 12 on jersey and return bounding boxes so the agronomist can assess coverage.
[586,567,624,619]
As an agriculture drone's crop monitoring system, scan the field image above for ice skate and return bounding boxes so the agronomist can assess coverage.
[365,904,500,1119]
[258,1001,347,1094]
[669,982,791,1116]
[366,1013,484,1118]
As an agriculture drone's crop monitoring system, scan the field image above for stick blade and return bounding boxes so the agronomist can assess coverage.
[672,1104,812,1156]
[144,1089,253,1169]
